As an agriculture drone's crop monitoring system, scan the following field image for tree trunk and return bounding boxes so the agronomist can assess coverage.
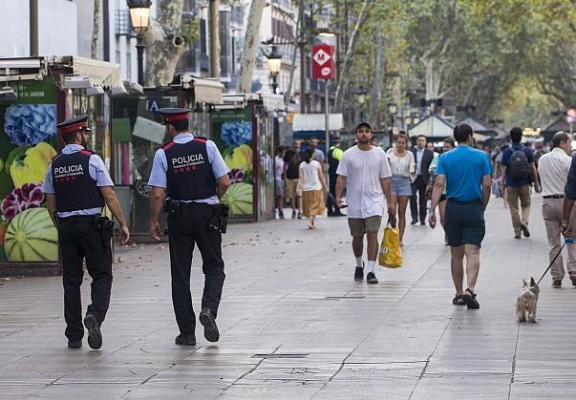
[91,0,100,59]
[333,0,371,112]
[367,32,385,127]
[144,0,187,87]
[237,0,267,93]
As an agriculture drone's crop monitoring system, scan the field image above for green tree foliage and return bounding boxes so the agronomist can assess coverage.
[328,0,576,128]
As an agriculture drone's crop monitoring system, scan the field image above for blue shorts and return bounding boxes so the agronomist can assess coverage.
[391,175,412,196]
[445,199,485,247]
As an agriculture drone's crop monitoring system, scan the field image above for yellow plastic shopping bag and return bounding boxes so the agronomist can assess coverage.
[378,226,403,268]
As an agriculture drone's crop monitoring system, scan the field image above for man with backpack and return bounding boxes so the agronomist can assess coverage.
[501,127,540,239]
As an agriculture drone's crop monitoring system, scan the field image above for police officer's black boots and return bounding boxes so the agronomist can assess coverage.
[199,308,220,343]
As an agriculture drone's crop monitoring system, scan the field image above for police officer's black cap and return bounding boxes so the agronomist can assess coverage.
[159,108,190,125]
[56,115,91,135]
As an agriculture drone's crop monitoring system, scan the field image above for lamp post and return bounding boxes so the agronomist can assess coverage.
[266,45,282,94]
[127,0,151,85]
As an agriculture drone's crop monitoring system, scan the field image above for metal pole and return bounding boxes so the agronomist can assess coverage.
[272,75,278,94]
[30,0,38,56]
[136,40,145,85]
[299,2,306,113]
[324,80,330,186]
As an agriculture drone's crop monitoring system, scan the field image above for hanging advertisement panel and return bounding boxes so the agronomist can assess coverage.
[211,107,254,216]
[0,78,59,264]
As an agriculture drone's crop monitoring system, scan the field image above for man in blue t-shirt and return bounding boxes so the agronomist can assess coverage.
[501,127,540,239]
[428,123,492,310]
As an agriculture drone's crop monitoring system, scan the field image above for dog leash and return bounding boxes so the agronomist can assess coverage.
[537,238,573,285]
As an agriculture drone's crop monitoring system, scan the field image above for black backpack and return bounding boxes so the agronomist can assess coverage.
[509,147,530,179]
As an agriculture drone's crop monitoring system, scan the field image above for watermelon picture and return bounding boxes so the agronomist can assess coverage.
[222,182,253,215]
[4,208,58,262]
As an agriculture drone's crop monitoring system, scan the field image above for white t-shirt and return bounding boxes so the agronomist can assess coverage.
[336,145,392,218]
[386,148,414,178]
[299,160,323,191]
[274,155,284,181]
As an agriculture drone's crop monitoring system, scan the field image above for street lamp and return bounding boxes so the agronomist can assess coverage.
[127,0,152,85]
[266,45,282,94]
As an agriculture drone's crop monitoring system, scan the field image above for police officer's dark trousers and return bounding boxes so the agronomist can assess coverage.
[167,205,225,335]
[58,216,113,341]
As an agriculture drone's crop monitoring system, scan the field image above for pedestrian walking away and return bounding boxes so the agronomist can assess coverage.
[428,123,492,309]
[148,108,231,346]
[537,131,576,289]
[501,127,541,239]
[336,122,396,285]
[410,135,434,225]
[298,148,328,229]
[43,115,130,350]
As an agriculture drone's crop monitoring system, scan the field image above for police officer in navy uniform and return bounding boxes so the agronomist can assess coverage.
[148,108,230,346]
[43,115,130,350]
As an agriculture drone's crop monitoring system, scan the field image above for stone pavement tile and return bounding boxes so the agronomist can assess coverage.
[510,382,576,400]
[17,383,137,399]
[0,384,47,400]
[313,381,417,400]
[120,383,227,400]
[410,376,512,400]
[146,364,254,385]
[235,359,341,384]
[424,359,511,375]
[215,382,325,400]
[331,361,424,382]
[513,360,576,384]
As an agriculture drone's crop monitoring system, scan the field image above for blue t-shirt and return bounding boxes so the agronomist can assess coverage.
[501,143,534,187]
[437,145,492,202]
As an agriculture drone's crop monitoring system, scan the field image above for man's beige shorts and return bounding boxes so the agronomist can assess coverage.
[285,179,299,200]
[348,216,382,236]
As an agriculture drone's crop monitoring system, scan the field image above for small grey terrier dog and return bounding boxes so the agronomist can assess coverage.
[515,277,540,323]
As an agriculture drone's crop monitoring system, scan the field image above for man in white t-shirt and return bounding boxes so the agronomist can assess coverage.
[335,122,396,284]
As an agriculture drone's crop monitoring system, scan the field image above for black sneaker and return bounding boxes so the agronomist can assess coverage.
[83,314,102,349]
[67,340,82,349]
[199,308,220,343]
[175,334,196,346]
[366,272,379,284]
[292,210,296,219]
[297,212,302,219]
[354,264,364,281]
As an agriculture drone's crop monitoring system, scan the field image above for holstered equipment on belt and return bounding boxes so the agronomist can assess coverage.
[209,203,229,234]
[93,216,115,248]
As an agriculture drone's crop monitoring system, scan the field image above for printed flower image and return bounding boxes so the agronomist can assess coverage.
[224,144,252,172]
[4,104,57,146]
[220,121,252,147]
[7,142,57,188]
[0,182,44,221]
[229,168,246,184]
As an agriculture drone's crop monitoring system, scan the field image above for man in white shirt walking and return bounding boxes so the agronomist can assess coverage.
[335,122,396,284]
[538,131,576,288]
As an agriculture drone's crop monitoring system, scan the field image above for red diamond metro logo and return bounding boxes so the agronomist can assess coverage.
[313,49,331,66]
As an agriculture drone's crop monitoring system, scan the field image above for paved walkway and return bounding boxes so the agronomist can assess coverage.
[1,195,575,399]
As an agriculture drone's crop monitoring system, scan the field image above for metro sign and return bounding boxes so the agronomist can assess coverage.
[312,44,336,80]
